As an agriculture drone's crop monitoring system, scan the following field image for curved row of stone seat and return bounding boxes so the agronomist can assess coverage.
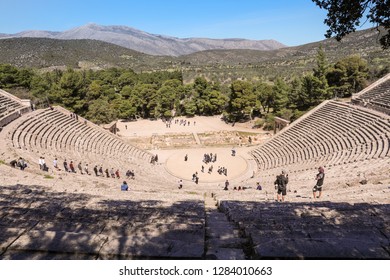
[251,100,390,172]
[352,73,390,114]
[217,199,389,259]
[0,182,205,259]
[9,107,153,164]
[357,78,390,101]
[0,90,31,129]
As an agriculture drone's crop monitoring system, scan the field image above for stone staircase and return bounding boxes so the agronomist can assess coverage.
[204,192,248,259]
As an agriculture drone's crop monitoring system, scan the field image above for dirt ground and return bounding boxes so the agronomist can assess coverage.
[116,116,266,183]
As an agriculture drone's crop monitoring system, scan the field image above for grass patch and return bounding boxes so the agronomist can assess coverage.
[43,174,54,179]
[0,160,5,165]
[237,131,261,137]
[186,191,199,195]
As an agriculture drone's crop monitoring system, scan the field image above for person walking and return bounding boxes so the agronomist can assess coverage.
[275,170,289,202]
[313,167,325,199]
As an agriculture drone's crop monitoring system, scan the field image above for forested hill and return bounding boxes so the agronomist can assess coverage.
[179,27,389,81]
[0,37,175,70]
[0,27,388,83]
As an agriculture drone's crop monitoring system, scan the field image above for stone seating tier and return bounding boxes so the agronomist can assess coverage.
[251,101,390,172]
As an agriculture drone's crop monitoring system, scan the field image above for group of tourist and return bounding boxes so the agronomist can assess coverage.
[163,118,196,129]
[273,166,325,202]
[202,153,217,164]
[10,157,28,170]
[221,167,325,202]
[150,154,159,164]
[34,156,136,181]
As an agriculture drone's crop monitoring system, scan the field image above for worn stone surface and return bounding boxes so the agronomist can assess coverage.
[8,230,107,255]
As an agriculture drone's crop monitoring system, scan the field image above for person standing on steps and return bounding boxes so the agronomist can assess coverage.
[63,159,69,172]
[313,167,325,199]
[78,162,83,174]
[53,158,59,170]
[224,180,230,191]
[93,165,99,176]
[69,161,76,173]
[275,170,288,202]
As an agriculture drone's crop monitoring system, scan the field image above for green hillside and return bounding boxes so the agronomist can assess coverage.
[0,27,388,84]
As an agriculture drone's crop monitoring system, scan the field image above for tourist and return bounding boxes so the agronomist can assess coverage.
[78,162,83,174]
[40,157,48,171]
[224,180,229,191]
[63,159,69,172]
[93,165,98,176]
[178,179,183,189]
[256,182,262,190]
[184,154,188,161]
[98,166,103,176]
[110,168,115,178]
[313,167,325,199]
[53,158,59,170]
[275,170,288,202]
[84,163,89,175]
[115,169,120,179]
[121,181,129,191]
[105,168,110,178]
[18,157,27,170]
[38,157,43,170]
[10,159,17,168]
[69,161,76,173]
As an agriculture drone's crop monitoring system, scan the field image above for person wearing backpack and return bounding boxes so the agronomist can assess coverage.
[275,170,288,202]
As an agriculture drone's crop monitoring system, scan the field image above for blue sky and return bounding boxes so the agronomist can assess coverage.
[0,0,373,46]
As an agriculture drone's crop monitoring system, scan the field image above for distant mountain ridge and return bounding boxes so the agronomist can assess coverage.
[0,23,286,56]
[0,27,387,84]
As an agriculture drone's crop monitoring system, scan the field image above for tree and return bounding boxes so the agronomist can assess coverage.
[272,78,289,113]
[85,98,117,124]
[254,82,274,113]
[312,46,331,101]
[301,74,327,106]
[327,55,369,96]
[313,0,390,48]
[228,80,257,121]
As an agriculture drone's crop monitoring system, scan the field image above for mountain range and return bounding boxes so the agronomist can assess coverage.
[0,23,286,56]
[0,25,388,84]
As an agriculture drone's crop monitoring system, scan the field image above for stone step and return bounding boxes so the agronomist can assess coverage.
[8,230,107,256]
[205,247,246,260]
[100,235,204,259]
[254,237,389,259]
[206,237,247,248]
